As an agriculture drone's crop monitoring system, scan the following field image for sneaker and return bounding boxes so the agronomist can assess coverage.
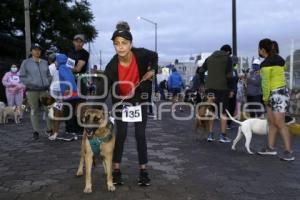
[219,134,232,143]
[48,133,58,141]
[73,132,83,140]
[257,147,278,156]
[56,132,75,142]
[279,151,295,161]
[113,169,124,185]
[148,113,155,117]
[207,133,215,142]
[32,132,39,140]
[285,116,296,125]
[44,130,52,137]
[138,169,151,186]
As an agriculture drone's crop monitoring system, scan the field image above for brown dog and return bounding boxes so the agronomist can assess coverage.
[40,94,64,140]
[76,108,116,193]
[194,95,215,136]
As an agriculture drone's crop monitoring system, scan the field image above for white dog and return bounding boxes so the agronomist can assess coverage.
[225,109,268,154]
[3,106,22,124]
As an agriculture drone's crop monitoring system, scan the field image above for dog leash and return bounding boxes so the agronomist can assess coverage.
[119,79,146,105]
[106,79,147,123]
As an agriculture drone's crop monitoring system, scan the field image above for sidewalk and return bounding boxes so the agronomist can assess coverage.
[0,107,300,200]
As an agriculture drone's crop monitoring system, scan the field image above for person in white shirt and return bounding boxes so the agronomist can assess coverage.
[46,47,61,101]
[48,55,61,99]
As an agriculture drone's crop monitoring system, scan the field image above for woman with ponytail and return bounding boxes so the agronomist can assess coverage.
[257,38,294,161]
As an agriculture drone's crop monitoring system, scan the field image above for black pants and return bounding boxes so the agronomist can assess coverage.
[64,98,83,134]
[206,89,229,118]
[113,104,148,165]
[247,95,263,118]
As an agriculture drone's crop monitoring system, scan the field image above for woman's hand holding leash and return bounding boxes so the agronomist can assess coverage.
[142,70,155,81]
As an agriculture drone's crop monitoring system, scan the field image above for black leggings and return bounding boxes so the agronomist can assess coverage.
[113,104,148,165]
[64,98,83,134]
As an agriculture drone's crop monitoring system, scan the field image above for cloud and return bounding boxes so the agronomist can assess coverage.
[87,0,300,66]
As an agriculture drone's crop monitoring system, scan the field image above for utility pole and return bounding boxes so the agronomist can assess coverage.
[289,39,294,90]
[24,0,31,58]
[232,0,237,58]
[99,50,102,71]
[154,23,157,52]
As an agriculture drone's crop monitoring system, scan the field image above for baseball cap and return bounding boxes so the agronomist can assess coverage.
[31,43,42,51]
[252,58,261,65]
[73,34,85,42]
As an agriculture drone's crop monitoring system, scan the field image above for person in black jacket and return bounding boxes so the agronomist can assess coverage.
[99,21,158,186]
[199,44,234,143]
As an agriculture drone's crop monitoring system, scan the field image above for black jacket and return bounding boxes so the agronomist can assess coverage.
[98,48,158,104]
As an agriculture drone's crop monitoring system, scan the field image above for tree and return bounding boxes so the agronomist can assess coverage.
[0,0,97,58]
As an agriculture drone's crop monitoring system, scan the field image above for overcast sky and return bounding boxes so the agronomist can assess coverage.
[87,0,300,67]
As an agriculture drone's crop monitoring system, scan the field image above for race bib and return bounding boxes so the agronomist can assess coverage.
[10,76,20,83]
[66,57,76,69]
[122,105,142,122]
[53,102,63,111]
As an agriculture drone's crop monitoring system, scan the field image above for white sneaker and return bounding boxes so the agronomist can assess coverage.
[48,133,58,141]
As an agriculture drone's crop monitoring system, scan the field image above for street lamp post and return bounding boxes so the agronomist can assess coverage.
[232,0,237,58]
[137,16,158,116]
[137,16,157,52]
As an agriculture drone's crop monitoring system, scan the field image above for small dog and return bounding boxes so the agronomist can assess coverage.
[40,94,64,140]
[76,108,116,193]
[3,106,22,124]
[194,95,215,136]
[226,109,268,154]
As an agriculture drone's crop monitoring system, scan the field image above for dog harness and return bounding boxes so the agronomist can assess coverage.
[88,121,114,155]
[47,102,63,119]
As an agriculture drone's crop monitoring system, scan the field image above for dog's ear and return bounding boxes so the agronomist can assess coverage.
[198,106,207,117]
[39,96,47,105]
[82,112,89,123]
[100,110,107,119]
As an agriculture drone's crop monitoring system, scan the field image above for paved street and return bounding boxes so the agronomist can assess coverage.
[0,106,300,200]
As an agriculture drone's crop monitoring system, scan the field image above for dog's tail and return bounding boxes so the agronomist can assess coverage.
[225,109,243,126]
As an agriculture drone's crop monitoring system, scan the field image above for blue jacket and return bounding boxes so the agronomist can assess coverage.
[168,71,183,89]
[56,54,79,100]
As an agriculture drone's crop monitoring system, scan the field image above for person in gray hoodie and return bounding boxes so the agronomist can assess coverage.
[19,43,52,140]
[246,60,263,118]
